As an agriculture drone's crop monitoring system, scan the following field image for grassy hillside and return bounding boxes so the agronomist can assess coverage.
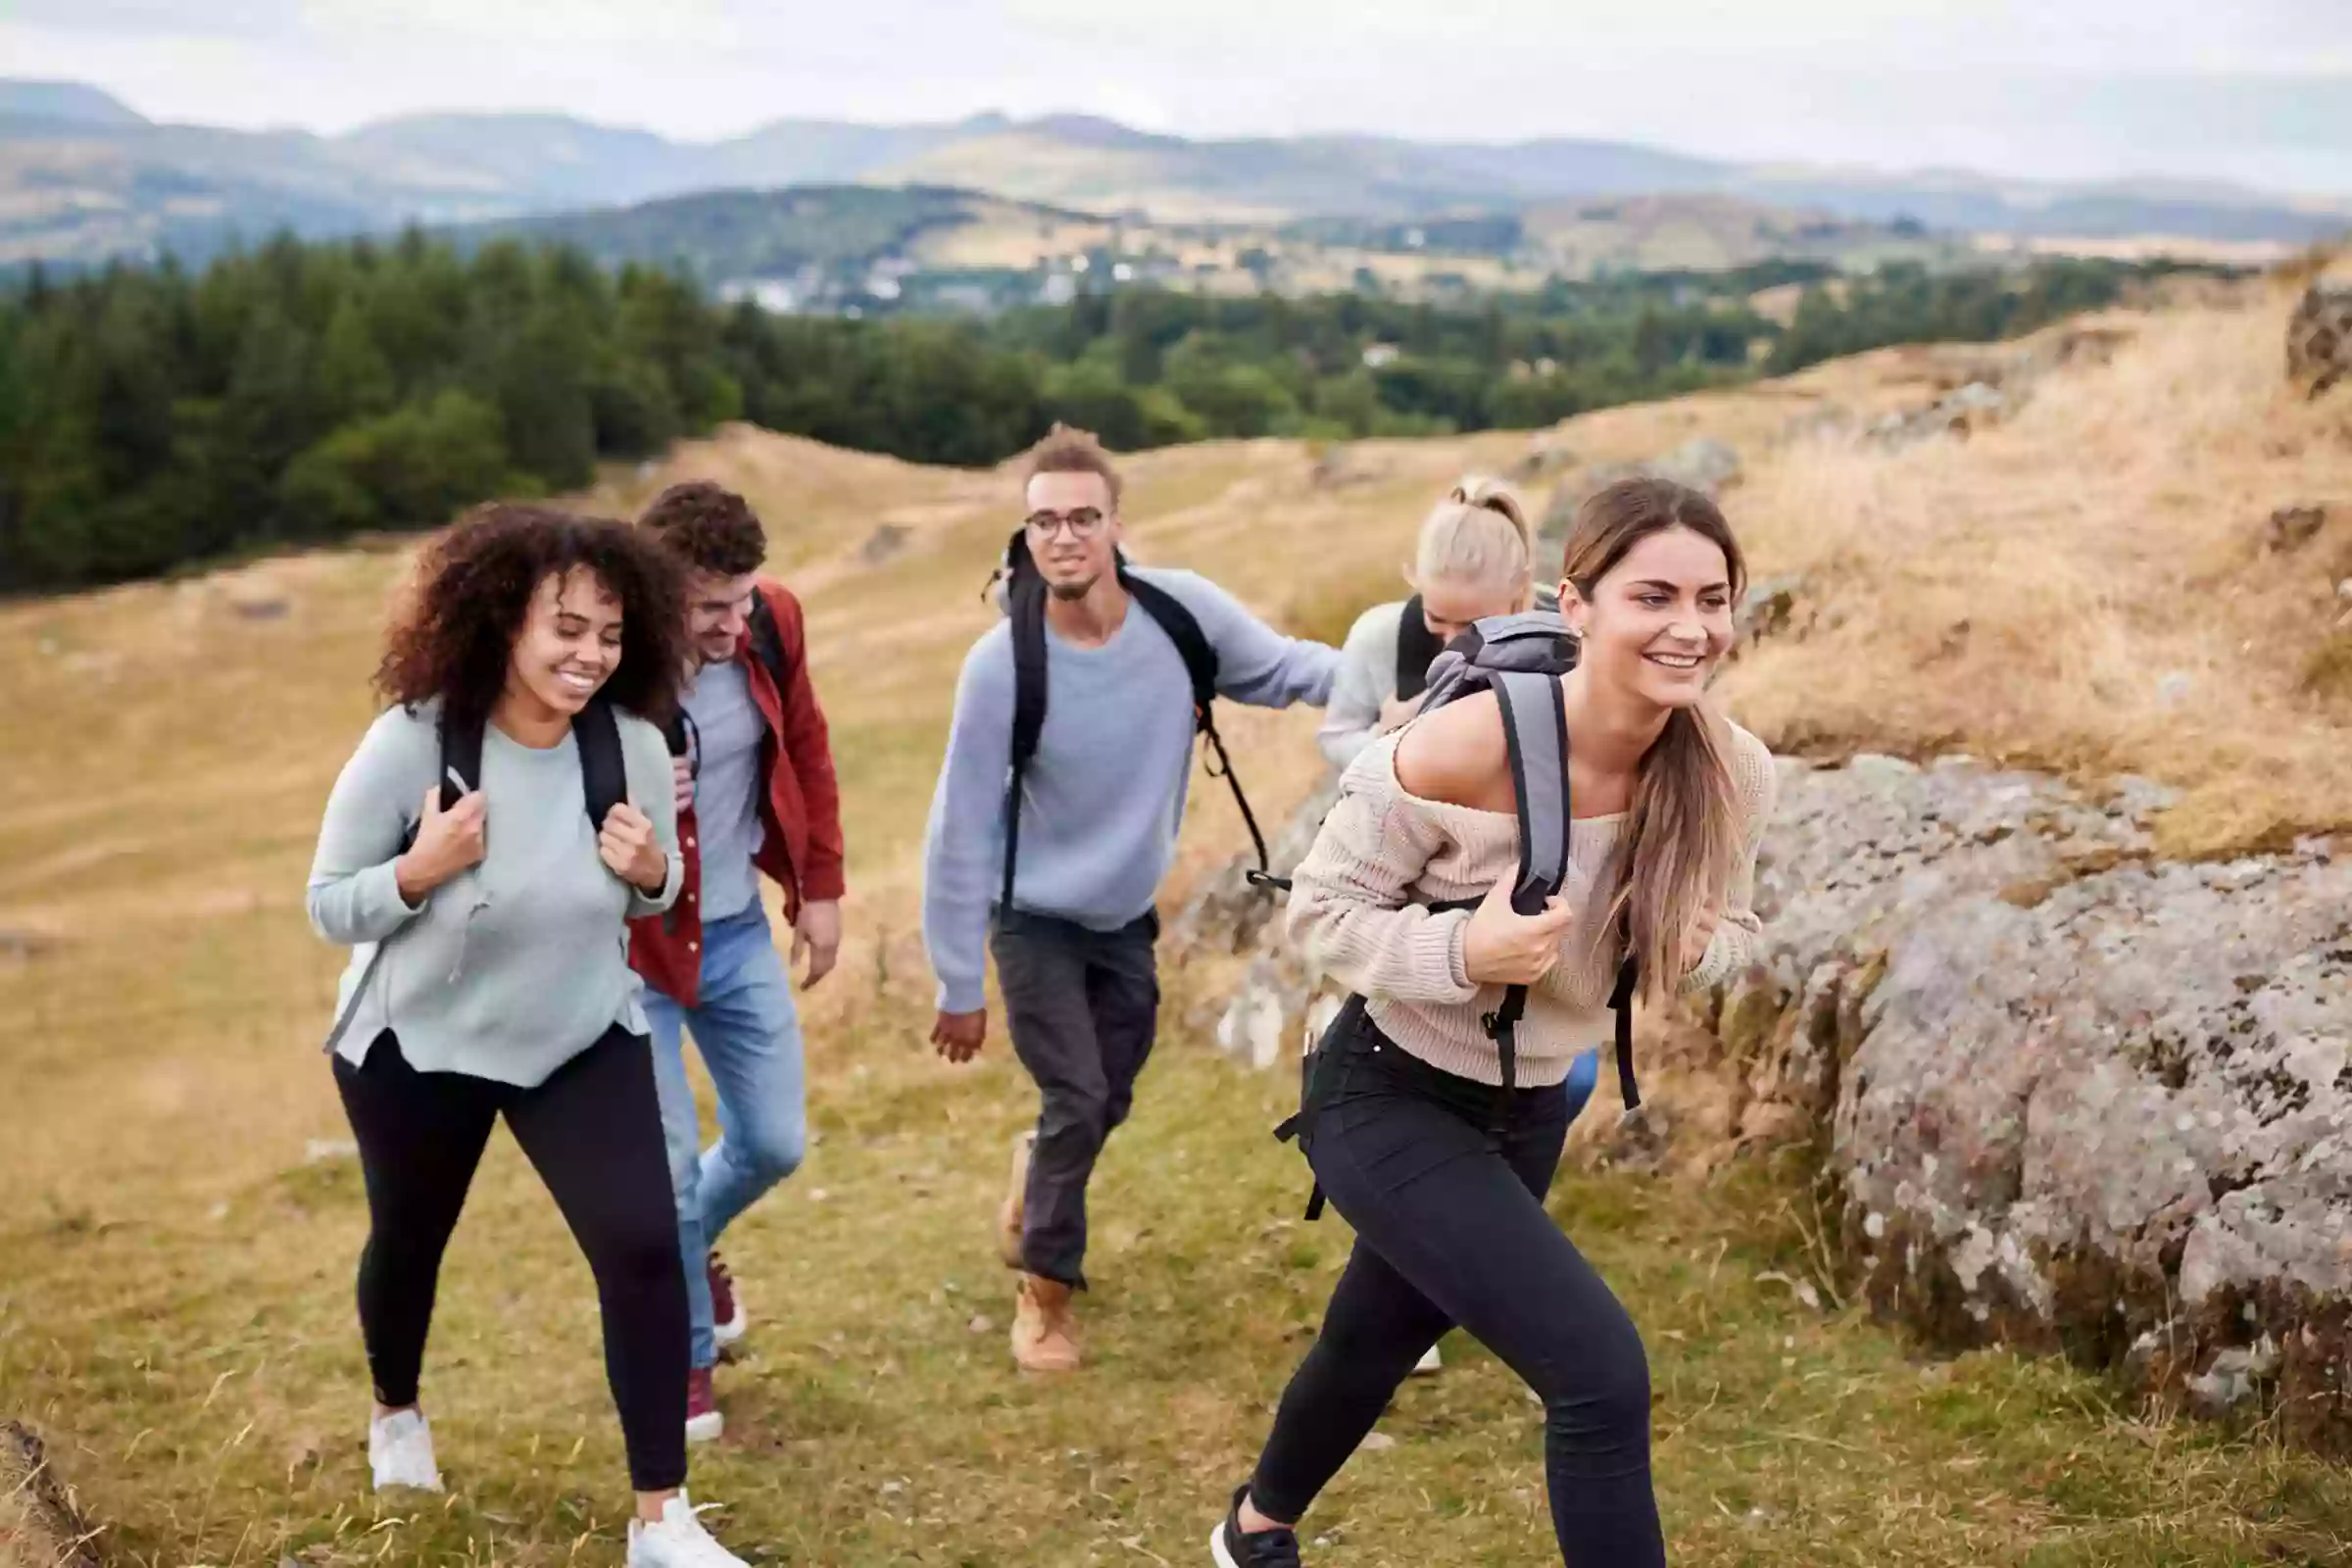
[1,278,2349,1564]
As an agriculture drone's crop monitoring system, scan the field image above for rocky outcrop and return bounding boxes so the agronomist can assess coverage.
[1540,437,1741,554]
[1773,324,2136,454]
[1,1421,101,1567]
[1708,757,2352,1448]
[1169,776,1341,1070]
[2264,504,2330,555]
[2287,283,2351,400]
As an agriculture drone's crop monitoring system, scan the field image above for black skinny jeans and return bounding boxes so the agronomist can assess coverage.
[333,1025,690,1493]
[1249,1005,1664,1566]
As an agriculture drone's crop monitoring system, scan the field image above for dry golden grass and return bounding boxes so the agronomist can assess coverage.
[1714,287,2352,854]
[3,281,2350,1564]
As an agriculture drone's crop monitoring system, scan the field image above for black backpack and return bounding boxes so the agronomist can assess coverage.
[994,528,1272,910]
[1394,595,1447,702]
[1276,610,1641,1215]
[402,695,630,847]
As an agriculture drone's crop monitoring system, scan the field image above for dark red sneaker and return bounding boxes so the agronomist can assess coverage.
[685,1365,722,1445]
[708,1250,746,1351]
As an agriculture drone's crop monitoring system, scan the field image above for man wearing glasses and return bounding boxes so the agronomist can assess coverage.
[633,482,845,1444]
[921,424,1340,1373]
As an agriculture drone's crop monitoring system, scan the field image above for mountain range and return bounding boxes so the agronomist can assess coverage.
[4,77,2346,270]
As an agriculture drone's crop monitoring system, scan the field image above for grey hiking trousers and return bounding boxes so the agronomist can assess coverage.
[990,906,1160,1289]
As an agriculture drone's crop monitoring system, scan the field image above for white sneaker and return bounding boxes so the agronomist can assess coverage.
[627,1493,748,1567]
[368,1407,444,1493]
[1410,1344,1444,1376]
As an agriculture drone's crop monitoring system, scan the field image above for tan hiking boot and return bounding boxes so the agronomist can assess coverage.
[1010,1273,1081,1373]
[997,1130,1035,1270]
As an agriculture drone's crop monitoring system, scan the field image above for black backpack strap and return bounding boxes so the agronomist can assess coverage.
[402,704,485,853]
[1610,949,1642,1117]
[747,590,794,697]
[441,707,484,809]
[1124,570,1275,886]
[1002,532,1050,913]
[1395,596,1445,701]
[574,696,628,830]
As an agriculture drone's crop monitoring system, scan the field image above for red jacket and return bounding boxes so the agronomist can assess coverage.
[629,578,844,1006]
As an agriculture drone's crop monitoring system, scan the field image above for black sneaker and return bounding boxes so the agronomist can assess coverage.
[1210,1484,1301,1567]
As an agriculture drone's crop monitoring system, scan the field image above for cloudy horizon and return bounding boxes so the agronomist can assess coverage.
[4,0,2349,199]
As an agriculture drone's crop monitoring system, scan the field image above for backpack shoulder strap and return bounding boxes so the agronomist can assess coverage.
[440,705,484,808]
[1478,668,1571,1102]
[1488,668,1571,913]
[574,696,628,831]
[1610,948,1642,1117]
[397,704,481,854]
[1395,596,1445,701]
[1121,569,1217,713]
[1123,567,1278,884]
[1002,538,1050,912]
[747,588,794,698]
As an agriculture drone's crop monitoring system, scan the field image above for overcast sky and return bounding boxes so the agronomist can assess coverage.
[6,0,2349,196]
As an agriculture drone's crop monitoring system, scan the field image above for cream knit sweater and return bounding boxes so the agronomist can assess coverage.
[1286,717,1777,1088]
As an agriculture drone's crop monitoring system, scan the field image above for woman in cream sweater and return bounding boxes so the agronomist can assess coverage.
[1211,477,1777,1568]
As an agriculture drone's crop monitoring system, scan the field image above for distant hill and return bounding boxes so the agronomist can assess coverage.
[1,80,2343,270]
[0,79,145,127]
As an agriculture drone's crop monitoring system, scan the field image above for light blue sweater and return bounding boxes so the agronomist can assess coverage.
[921,567,1339,1013]
[308,698,682,1089]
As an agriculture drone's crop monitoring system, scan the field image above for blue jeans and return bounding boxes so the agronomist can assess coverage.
[644,902,808,1371]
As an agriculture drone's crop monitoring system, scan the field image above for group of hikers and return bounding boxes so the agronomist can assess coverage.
[306,421,1775,1568]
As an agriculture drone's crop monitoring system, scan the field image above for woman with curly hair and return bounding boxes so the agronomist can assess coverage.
[307,504,752,1566]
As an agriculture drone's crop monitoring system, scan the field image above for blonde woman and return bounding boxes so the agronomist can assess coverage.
[1316,478,1548,772]
[1212,478,1777,1568]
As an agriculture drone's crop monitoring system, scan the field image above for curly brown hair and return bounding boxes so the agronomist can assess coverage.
[376,503,689,732]
[637,481,768,576]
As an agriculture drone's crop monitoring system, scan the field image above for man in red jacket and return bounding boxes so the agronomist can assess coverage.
[632,482,845,1445]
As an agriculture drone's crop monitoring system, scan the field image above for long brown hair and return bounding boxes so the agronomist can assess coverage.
[1560,477,1747,998]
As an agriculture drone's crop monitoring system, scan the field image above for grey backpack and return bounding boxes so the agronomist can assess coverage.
[1411,611,1639,1109]
[1275,611,1639,1215]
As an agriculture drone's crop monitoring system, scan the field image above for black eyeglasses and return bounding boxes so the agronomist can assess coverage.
[1024,507,1107,540]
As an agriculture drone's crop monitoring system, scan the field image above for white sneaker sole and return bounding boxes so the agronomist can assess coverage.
[685,1410,724,1444]
[711,1313,747,1350]
[1209,1521,1242,1568]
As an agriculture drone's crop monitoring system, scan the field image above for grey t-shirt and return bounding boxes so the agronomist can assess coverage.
[679,656,766,922]
[308,698,682,1089]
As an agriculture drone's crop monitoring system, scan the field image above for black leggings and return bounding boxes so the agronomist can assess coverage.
[333,1025,689,1493]
[1249,1007,1663,1566]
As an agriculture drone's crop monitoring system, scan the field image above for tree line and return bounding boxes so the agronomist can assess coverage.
[0,230,2206,592]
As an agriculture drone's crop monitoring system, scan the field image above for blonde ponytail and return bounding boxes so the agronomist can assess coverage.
[1411,476,1534,600]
